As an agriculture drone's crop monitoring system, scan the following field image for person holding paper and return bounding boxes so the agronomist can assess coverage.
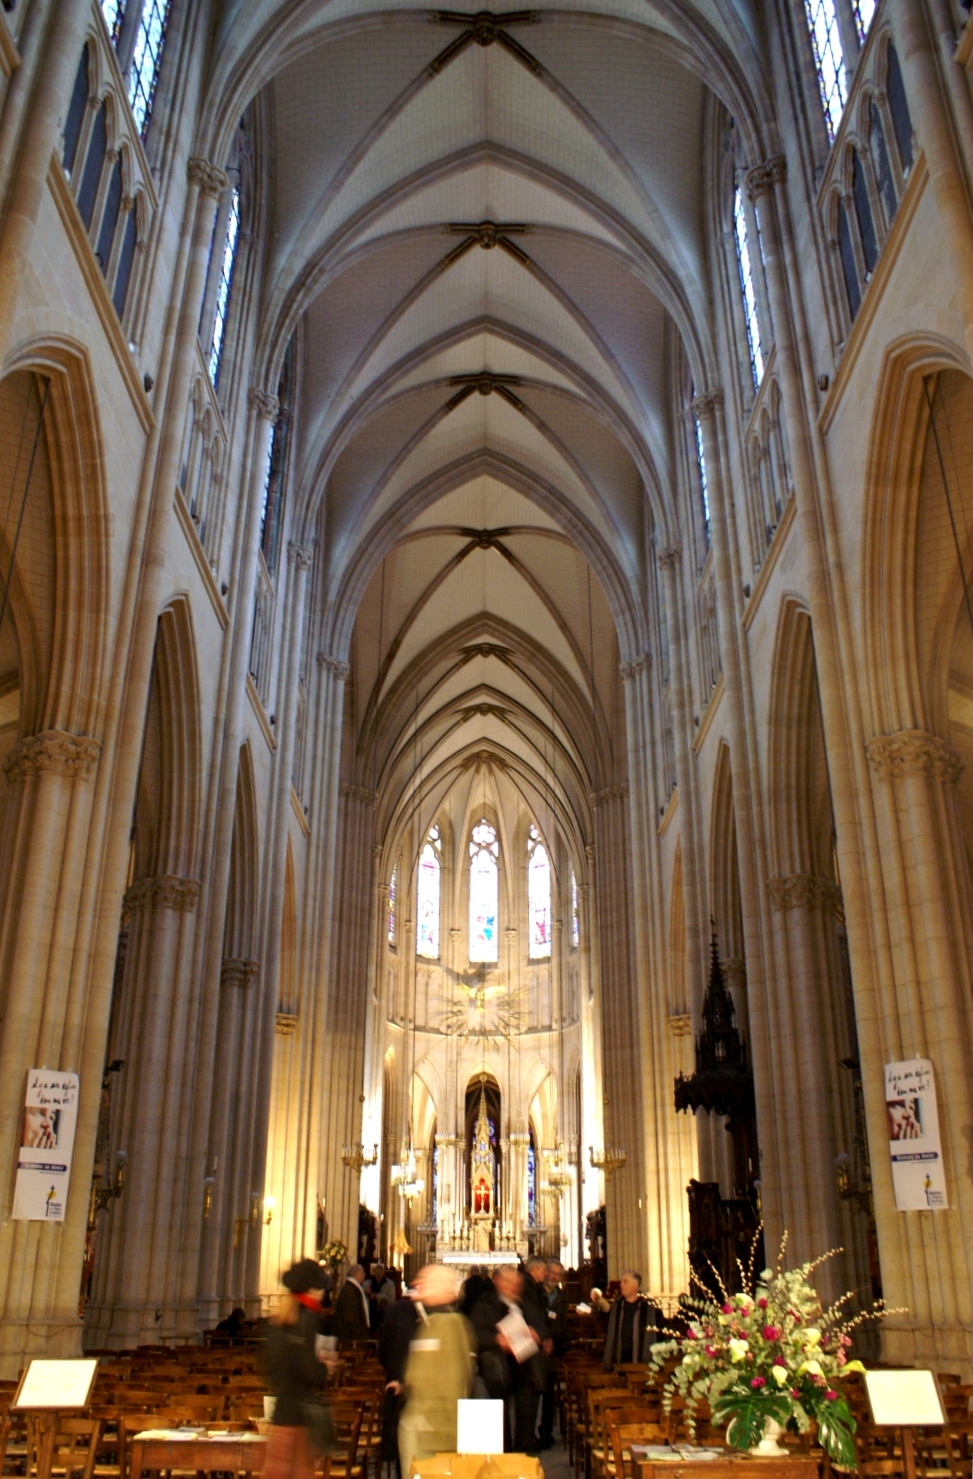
[398,1264,476,1474]
[471,1266,541,1453]
[264,1258,338,1479]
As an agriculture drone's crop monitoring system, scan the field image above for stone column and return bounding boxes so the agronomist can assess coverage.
[0,3,92,353]
[83,873,201,1347]
[192,387,279,1321]
[887,0,973,360]
[863,729,973,1369]
[621,655,693,1299]
[245,541,313,1301]
[357,842,388,1219]
[764,873,855,1304]
[0,732,100,1370]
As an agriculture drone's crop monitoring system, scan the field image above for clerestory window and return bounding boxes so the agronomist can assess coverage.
[733,187,765,389]
[527,824,551,959]
[388,864,397,946]
[803,0,848,143]
[128,0,173,140]
[416,826,441,960]
[469,820,499,962]
[208,186,240,388]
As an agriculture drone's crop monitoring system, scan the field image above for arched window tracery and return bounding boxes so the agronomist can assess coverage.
[527,824,551,959]
[417,826,441,960]
[469,819,498,962]
[388,864,397,946]
[128,0,173,140]
[803,0,848,143]
[733,186,765,390]
[208,185,240,389]
[571,869,580,949]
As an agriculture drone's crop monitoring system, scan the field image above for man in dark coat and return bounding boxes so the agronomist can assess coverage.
[377,1287,421,1471]
[518,1257,551,1452]
[601,1270,663,1369]
[537,1259,569,1447]
[472,1266,543,1450]
[333,1263,371,1343]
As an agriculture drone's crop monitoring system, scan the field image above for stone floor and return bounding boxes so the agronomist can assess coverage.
[539,1437,573,1479]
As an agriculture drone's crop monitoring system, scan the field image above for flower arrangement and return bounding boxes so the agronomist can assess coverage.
[650,1236,898,1467]
[320,1239,348,1273]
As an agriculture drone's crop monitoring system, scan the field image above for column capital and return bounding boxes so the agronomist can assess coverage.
[3,730,101,783]
[657,545,681,572]
[620,651,651,681]
[287,542,313,571]
[221,957,260,989]
[187,157,228,200]
[123,873,200,921]
[865,728,963,782]
[691,388,724,418]
[317,653,350,681]
[275,1011,298,1036]
[247,387,279,423]
[767,872,842,913]
[669,1013,692,1037]
[340,781,376,806]
[744,155,787,202]
[590,783,628,807]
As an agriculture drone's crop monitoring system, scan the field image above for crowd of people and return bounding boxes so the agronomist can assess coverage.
[263,1254,665,1479]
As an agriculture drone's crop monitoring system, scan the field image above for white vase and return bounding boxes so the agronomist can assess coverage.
[749,1418,790,1458]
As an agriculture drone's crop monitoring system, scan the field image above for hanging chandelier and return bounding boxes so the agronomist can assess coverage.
[390,1142,425,1202]
[589,1144,627,1177]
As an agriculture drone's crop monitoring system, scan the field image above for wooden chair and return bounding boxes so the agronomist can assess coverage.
[326,1403,364,1479]
[30,1416,102,1479]
[586,1388,632,1479]
[609,1418,669,1479]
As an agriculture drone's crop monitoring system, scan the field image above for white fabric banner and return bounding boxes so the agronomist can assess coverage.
[884,1057,947,1211]
[11,1069,79,1221]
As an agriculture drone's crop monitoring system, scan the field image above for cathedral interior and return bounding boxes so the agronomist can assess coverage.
[0,0,972,1377]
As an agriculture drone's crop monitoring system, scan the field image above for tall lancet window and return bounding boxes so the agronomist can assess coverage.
[571,868,580,949]
[128,0,173,140]
[803,0,847,143]
[209,186,240,388]
[469,820,499,962]
[388,864,397,946]
[416,827,441,959]
[734,187,765,389]
[527,825,551,959]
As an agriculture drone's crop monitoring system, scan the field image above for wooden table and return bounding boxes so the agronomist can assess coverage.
[129,1432,267,1476]
[410,1455,543,1479]
[637,1456,820,1479]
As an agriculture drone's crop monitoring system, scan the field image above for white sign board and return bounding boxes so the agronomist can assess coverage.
[884,1058,947,1211]
[864,1369,945,1427]
[11,1069,80,1221]
[13,1358,98,1410]
[456,1399,505,1454]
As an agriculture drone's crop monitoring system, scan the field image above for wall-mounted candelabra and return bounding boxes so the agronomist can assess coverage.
[342,1142,378,1172]
[589,1144,627,1176]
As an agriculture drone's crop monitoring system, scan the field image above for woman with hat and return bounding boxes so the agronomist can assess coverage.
[264,1258,337,1479]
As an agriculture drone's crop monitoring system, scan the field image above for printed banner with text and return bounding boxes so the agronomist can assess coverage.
[11,1070,79,1221]
[884,1057,947,1211]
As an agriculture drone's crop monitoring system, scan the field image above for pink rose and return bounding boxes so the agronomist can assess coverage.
[825,1390,838,1401]
[721,1303,733,1315]
[706,1346,719,1358]
[686,1329,696,1340]
[758,1297,768,1310]
[751,1377,766,1389]
[762,1326,781,1342]
[790,1390,801,1399]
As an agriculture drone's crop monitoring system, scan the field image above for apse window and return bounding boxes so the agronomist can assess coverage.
[416,828,441,960]
[128,0,173,140]
[469,820,499,962]
[209,186,240,387]
[527,825,551,959]
[571,869,580,949]
[734,187,765,390]
[804,0,848,143]
[387,864,397,947]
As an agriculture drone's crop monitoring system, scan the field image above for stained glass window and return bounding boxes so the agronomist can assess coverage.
[804,0,848,143]
[431,1141,438,1225]
[527,824,551,959]
[571,869,580,949]
[101,0,125,45]
[527,1136,536,1228]
[693,399,711,537]
[209,187,240,387]
[388,865,396,946]
[469,819,499,962]
[852,0,876,44]
[417,826,441,959]
[734,188,765,390]
[128,0,173,140]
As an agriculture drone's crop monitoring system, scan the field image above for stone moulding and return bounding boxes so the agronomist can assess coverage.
[865,728,963,782]
[3,730,101,782]
[766,873,842,912]
[221,958,259,989]
[275,1012,298,1036]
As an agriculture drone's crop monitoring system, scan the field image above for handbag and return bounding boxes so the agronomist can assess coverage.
[302,1397,335,1456]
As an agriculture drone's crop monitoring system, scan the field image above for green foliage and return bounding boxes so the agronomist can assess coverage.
[712,1389,792,1450]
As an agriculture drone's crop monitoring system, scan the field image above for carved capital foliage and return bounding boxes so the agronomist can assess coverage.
[620,651,651,681]
[767,873,842,913]
[340,781,376,807]
[691,389,724,419]
[317,653,350,681]
[669,1013,692,1038]
[591,783,628,808]
[721,957,747,992]
[247,387,279,423]
[221,957,260,989]
[123,873,200,921]
[435,1133,463,1148]
[4,731,101,783]
[275,1012,298,1037]
[287,542,313,571]
[865,728,963,782]
[187,156,228,200]
[744,155,787,202]
[657,545,681,572]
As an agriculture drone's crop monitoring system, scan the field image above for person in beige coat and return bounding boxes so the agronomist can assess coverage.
[398,1264,476,1474]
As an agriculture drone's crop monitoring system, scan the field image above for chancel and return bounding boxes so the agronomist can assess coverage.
[0,0,971,1385]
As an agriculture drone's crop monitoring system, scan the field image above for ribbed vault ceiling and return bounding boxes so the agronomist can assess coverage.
[204,0,765,847]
